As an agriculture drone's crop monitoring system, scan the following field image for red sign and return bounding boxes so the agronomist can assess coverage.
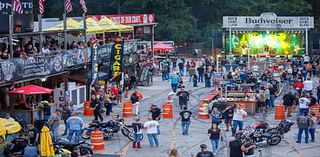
[105,14,155,25]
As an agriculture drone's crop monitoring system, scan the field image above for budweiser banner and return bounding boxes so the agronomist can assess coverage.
[223,13,314,29]
[109,41,124,82]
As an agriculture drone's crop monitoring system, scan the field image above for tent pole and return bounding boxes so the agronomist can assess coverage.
[63,1,67,50]
[83,13,87,42]
[38,14,43,53]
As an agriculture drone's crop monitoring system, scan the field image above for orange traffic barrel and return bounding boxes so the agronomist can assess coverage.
[84,101,94,116]
[274,105,285,120]
[310,105,320,120]
[90,130,105,150]
[123,102,133,118]
[198,103,209,119]
[162,102,173,119]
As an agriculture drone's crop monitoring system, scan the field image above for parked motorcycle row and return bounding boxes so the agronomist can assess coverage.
[235,120,294,146]
[81,115,143,142]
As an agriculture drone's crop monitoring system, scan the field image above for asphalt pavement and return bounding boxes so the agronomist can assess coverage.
[60,74,320,157]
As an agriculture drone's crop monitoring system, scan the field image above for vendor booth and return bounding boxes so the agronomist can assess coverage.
[223,13,314,58]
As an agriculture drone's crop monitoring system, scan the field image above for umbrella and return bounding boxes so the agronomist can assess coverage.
[84,18,105,34]
[9,85,53,95]
[0,118,22,135]
[0,126,6,137]
[147,43,175,51]
[40,126,55,157]
[44,18,82,31]
[98,16,134,32]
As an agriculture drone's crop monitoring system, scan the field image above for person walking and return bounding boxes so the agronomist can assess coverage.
[131,117,143,148]
[149,104,162,121]
[66,112,84,143]
[296,112,311,143]
[144,116,160,148]
[298,93,310,115]
[178,60,185,76]
[283,91,296,117]
[193,74,198,87]
[241,138,256,157]
[229,136,243,157]
[197,66,205,83]
[303,77,313,94]
[208,124,223,156]
[210,107,222,126]
[169,72,180,93]
[176,88,190,110]
[61,104,72,136]
[192,144,214,157]
[232,104,247,136]
[130,91,140,116]
[309,112,317,142]
[223,104,235,131]
[179,106,192,135]
[48,109,62,139]
[204,71,212,87]
[258,87,268,113]
[91,95,103,122]
[189,68,196,82]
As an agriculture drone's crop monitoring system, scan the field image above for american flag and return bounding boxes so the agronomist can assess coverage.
[80,0,87,13]
[39,0,46,14]
[12,0,24,14]
[65,0,73,13]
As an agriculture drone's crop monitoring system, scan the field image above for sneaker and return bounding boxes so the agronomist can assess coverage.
[296,141,301,144]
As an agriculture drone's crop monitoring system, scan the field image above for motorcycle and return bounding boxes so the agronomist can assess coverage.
[252,120,294,137]
[81,116,143,142]
[236,126,282,146]
[53,138,93,156]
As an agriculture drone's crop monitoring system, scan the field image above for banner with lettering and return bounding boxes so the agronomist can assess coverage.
[91,43,99,85]
[109,41,124,82]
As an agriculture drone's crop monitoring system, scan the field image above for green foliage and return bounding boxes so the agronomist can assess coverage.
[34,0,318,42]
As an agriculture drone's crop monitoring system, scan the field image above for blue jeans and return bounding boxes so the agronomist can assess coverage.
[162,72,169,81]
[179,68,184,76]
[317,94,320,104]
[297,128,309,143]
[299,108,309,115]
[205,79,211,87]
[63,119,69,135]
[269,95,275,109]
[51,127,59,139]
[232,120,244,136]
[309,128,315,142]
[198,73,204,82]
[171,83,178,93]
[67,130,81,143]
[133,133,142,142]
[147,133,159,147]
[210,139,219,155]
[181,121,191,135]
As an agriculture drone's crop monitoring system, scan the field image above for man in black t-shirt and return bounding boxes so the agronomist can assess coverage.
[241,138,256,157]
[283,91,296,117]
[149,104,162,120]
[192,144,214,157]
[229,136,243,157]
[223,104,235,131]
[179,106,192,135]
[176,88,190,110]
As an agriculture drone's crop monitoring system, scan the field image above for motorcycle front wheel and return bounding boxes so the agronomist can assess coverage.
[81,129,91,139]
[268,134,282,146]
[80,146,93,156]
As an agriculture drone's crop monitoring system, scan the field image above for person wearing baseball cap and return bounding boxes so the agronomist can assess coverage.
[192,144,214,157]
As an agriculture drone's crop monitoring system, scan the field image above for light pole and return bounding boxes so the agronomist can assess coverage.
[216,54,221,72]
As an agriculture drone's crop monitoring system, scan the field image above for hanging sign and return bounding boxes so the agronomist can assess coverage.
[109,40,124,82]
